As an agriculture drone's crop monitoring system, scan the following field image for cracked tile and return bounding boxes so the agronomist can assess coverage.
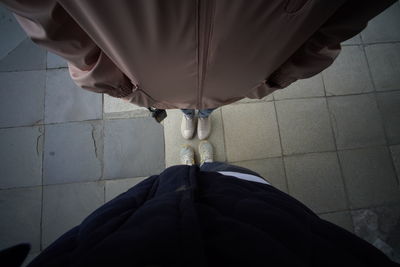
[0,126,43,189]
[43,121,103,185]
[45,69,102,123]
[0,70,45,128]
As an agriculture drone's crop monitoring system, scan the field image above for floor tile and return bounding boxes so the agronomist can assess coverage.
[319,211,354,233]
[284,152,347,213]
[276,98,335,155]
[0,126,43,189]
[164,109,226,167]
[0,187,41,253]
[104,118,165,178]
[232,157,288,193]
[46,52,68,69]
[339,146,400,209]
[327,94,386,150]
[0,70,45,128]
[377,91,400,144]
[0,6,27,59]
[103,94,149,119]
[235,94,273,104]
[0,38,46,71]
[273,74,324,100]
[43,121,102,184]
[42,182,104,249]
[361,2,400,43]
[390,145,400,179]
[365,43,400,92]
[323,46,373,96]
[45,69,102,123]
[105,177,148,202]
[342,34,362,45]
[222,102,281,162]
[351,204,400,262]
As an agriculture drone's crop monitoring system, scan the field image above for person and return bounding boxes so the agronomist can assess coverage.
[0,0,397,126]
[181,108,216,140]
[1,141,399,267]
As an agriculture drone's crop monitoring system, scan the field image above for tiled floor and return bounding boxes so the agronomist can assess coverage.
[0,2,400,265]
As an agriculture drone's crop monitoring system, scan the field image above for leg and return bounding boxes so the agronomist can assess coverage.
[197,108,216,140]
[198,108,216,118]
[181,109,196,139]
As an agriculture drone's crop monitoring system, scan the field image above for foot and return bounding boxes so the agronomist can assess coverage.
[197,116,211,140]
[199,140,213,165]
[181,115,196,139]
[180,144,195,165]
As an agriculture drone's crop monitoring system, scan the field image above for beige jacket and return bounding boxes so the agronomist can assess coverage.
[1,0,396,109]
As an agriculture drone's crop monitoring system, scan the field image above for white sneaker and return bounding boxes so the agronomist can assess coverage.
[197,116,211,140]
[199,140,213,165]
[180,144,195,165]
[181,115,195,139]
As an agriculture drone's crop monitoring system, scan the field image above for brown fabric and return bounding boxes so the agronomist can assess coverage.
[1,0,396,109]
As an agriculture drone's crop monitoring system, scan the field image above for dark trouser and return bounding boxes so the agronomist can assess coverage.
[200,161,266,180]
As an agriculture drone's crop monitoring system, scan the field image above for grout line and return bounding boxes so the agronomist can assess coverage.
[362,43,400,186]
[272,100,290,193]
[219,108,228,163]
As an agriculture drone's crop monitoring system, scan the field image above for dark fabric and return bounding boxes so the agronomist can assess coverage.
[0,244,30,267]
[26,165,398,267]
[200,161,266,181]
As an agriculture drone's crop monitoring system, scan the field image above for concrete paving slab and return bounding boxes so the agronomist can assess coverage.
[104,118,165,179]
[103,94,149,119]
[0,187,41,253]
[319,211,354,233]
[377,91,400,144]
[361,2,400,43]
[365,43,400,92]
[276,98,335,155]
[45,69,102,123]
[339,146,400,209]
[327,94,386,150]
[47,52,68,69]
[391,145,400,179]
[42,182,104,249]
[0,126,43,189]
[284,152,347,214]
[222,102,281,162]
[164,109,226,167]
[232,157,288,193]
[273,74,325,100]
[0,70,45,128]
[0,6,27,60]
[342,34,362,45]
[323,46,373,96]
[43,121,102,184]
[0,38,46,71]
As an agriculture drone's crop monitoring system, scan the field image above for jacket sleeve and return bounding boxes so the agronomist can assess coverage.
[1,0,133,98]
[266,0,397,89]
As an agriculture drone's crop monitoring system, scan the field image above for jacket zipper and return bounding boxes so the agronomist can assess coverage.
[197,0,214,108]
